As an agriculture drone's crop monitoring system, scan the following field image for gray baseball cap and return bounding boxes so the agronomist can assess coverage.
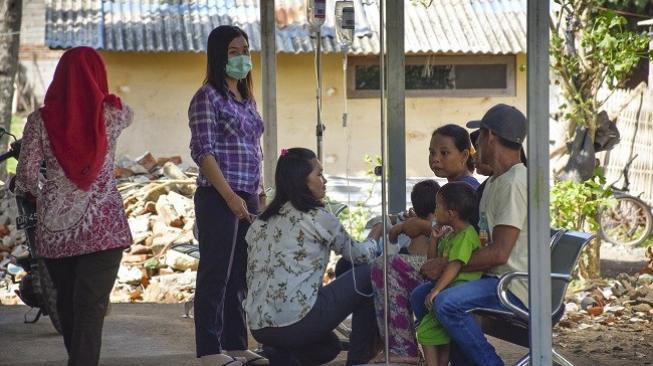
[466,104,527,144]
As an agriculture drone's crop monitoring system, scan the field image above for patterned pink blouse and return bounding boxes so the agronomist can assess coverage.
[15,103,133,258]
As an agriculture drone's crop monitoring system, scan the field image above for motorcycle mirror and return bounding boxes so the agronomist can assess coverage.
[0,128,17,142]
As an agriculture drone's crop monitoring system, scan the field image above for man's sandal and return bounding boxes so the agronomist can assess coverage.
[200,354,244,366]
[221,359,242,366]
[243,356,268,366]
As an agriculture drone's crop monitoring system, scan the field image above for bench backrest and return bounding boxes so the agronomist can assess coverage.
[550,231,595,313]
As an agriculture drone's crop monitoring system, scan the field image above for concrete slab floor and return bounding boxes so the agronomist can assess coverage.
[0,303,618,366]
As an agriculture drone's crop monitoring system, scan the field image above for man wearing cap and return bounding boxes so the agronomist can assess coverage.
[391,104,528,365]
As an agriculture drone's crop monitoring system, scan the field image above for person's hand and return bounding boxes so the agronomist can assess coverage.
[406,208,416,218]
[226,193,252,223]
[258,193,267,214]
[388,222,404,243]
[368,222,384,241]
[431,225,450,241]
[425,288,440,310]
[420,257,448,280]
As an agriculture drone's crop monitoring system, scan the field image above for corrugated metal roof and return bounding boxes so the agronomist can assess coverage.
[45,0,526,54]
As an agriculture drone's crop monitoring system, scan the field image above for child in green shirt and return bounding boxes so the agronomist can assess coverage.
[409,182,483,366]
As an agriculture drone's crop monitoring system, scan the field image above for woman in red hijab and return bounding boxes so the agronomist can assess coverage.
[15,46,133,366]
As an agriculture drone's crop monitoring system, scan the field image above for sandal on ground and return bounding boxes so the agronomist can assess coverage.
[225,350,269,366]
[200,353,244,366]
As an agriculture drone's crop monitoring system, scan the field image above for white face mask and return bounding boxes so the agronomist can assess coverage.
[226,55,252,80]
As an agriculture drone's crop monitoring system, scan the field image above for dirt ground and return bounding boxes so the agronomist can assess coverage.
[551,243,653,366]
[1,242,651,365]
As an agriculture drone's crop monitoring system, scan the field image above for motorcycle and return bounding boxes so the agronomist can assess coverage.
[0,127,62,334]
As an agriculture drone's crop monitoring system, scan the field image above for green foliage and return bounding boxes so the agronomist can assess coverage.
[583,11,650,89]
[550,3,651,134]
[5,114,25,175]
[338,204,372,241]
[550,169,615,232]
[599,0,651,13]
[335,154,381,241]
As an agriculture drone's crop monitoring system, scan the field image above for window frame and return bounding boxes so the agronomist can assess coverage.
[346,54,516,98]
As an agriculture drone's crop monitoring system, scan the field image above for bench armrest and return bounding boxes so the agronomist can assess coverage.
[497,272,572,322]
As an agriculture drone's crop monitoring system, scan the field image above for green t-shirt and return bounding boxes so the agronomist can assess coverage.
[437,224,483,284]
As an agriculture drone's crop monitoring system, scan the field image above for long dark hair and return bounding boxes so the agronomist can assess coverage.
[433,124,475,173]
[204,25,254,100]
[259,148,324,220]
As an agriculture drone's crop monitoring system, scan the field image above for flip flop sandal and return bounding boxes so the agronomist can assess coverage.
[243,356,269,366]
[219,357,244,366]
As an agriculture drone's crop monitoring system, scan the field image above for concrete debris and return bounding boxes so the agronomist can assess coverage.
[558,272,653,331]
[1,152,199,305]
[113,152,198,303]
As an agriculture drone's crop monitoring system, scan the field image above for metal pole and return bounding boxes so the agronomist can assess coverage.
[260,0,277,191]
[527,0,552,364]
[316,29,324,163]
[386,0,406,214]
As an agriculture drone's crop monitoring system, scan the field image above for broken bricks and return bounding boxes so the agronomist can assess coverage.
[559,272,653,332]
[113,151,200,303]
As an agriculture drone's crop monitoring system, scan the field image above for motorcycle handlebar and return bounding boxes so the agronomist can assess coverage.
[0,139,22,164]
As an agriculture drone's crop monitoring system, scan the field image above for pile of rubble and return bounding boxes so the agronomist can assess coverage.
[558,267,653,332]
[0,195,28,305]
[0,152,201,305]
[112,152,199,303]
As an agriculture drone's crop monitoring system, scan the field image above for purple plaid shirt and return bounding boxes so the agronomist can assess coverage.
[188,84,264,194]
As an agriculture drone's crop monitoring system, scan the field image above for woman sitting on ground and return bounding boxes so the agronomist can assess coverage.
[244,148,386,366]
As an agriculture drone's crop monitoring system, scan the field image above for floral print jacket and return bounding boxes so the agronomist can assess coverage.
[244,202,378,330]
[14,104,133,258]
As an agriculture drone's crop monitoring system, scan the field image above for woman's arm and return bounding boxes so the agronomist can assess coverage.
[189,90,250,221]
[199,155,250,221]
[316,211,379,264]
[15,113,44,198]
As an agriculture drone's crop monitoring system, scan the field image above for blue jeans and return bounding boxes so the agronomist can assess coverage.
[409,281,434,322]
[433,276,525,366]
[252,265,379,366]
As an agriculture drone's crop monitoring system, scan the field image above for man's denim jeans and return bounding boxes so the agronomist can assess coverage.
[433,276,525,366]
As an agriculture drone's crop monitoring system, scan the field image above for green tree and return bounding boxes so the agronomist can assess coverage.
[550,1,651,278]
[550,3,650,150]
[0,0,22,180]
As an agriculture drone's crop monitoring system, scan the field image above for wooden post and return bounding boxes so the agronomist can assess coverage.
[386,0,405,213]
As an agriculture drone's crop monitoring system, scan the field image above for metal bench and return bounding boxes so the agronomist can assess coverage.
[471,230,594,366]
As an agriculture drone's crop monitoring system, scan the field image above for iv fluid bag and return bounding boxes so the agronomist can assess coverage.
[308,0,327,31]
[336,1,355,47]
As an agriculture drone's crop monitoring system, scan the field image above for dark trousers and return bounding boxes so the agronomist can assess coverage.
[252,265,379,366]
[44,247,123,366]
[194,187,258,357]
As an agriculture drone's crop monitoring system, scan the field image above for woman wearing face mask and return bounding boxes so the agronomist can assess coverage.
[188,26,266,366]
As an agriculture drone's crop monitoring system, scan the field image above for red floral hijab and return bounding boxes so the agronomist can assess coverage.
[40,47,122,191]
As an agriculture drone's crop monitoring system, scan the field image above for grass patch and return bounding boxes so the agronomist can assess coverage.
[5,114,26,174]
